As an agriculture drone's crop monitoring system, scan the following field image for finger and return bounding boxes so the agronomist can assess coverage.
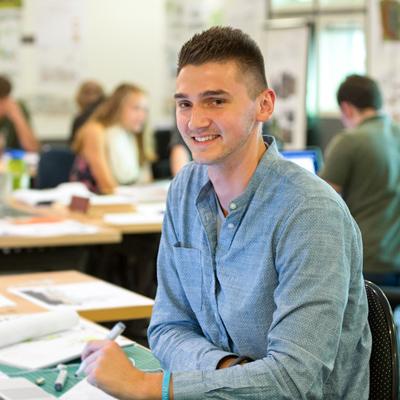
[84,359,98,379]
[81,340,108,360]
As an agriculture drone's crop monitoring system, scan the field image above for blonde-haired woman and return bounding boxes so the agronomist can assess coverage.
[70,83,150,194]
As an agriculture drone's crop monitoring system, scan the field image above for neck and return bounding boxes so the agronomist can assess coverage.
[356,108,380,126]
[208,135,266,214]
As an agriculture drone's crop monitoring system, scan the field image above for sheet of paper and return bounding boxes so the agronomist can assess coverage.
[0,295,15,309]
[0,318,132,370]
[0,220,99,237]
[0,377,55,399]
[60,379,116,400]
[103,212,164,226]
[136,202,166,215]
[12,182,91,206]
[0,310,79,349]
[9,281,154,311]
[89,195,134,206]
[115,180,170,203]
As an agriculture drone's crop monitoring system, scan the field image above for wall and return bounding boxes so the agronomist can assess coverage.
[18,0,167,140]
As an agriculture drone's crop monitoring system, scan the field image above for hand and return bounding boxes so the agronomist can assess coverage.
[81,340,162,400]
[216,355,238,369]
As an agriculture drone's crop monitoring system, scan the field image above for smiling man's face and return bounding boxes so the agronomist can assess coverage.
[175,60,273,168]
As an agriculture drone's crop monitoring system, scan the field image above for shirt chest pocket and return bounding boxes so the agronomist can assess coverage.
[172,245,203,312]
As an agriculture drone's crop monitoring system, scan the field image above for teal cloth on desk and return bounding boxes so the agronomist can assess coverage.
[0,344,160,397]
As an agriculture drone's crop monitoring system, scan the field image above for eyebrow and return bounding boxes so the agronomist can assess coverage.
[174,90,231,100]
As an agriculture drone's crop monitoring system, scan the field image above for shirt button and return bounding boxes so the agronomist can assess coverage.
[229,203,237,210]
[228,223,234,229]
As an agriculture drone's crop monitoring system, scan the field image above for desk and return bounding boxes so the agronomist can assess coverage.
[0,202,121,249]
[4,184,164,292]
[0,270,154,321]
[0,344,160,398]
[0,202,122,273]
[0,227,120,248]
[99,181,169,234]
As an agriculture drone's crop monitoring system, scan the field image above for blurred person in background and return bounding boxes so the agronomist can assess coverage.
[0,75,39,152]
[69,80,105,144]
[320,74,400,285]
[70,83,151,194]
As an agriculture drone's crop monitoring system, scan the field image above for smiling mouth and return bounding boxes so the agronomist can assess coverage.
[192,135,219,142]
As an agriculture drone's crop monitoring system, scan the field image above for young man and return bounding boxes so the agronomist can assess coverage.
[320,75,400,284]
[0,76,39,152]
[81,27,371,399]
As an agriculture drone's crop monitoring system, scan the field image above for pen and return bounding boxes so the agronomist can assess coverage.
[54,364,68,392]
[74,321,126,377]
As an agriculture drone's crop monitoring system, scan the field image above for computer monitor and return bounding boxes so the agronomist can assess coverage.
[280,149,321,174]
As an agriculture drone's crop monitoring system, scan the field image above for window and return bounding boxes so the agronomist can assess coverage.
[317,17,366,113]
[268,1,367,116]
[270,0,313,13]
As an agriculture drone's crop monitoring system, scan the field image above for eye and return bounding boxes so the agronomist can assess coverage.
[209,98,226,106]
[177,101,191,109]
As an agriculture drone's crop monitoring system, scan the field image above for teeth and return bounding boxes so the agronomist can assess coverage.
[194,135,217,142]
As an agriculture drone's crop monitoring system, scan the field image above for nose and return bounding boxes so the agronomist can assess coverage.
[188,106,209,131]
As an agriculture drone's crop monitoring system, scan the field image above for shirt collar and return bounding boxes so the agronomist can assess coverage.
[196,135,280,211]
[358,113,387,127]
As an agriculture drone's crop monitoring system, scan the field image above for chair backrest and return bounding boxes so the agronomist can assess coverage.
[36,146,75,189]
[365,280,399,400]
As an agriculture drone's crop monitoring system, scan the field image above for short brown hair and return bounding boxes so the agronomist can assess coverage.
[76,80,104,111]
[337,75,383,111]
[0,76,12,99]
[177,26,268,98]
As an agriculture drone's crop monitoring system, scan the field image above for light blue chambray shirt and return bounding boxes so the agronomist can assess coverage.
[148,136,371,399]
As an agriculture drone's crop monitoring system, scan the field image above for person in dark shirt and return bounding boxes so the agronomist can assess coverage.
[69,80,105,144]
[0,76,39,152]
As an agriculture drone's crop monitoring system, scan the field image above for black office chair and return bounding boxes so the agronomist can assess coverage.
[151,128,172,180]
[35,146,75,189]
[365,280,399,400]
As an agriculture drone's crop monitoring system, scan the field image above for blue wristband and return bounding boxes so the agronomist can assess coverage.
[162,370,171,400]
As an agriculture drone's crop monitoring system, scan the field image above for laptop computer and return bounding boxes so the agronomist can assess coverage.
[280,149,322,174]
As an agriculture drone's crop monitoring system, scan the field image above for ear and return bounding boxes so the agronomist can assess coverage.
[339,101,354,119]
[256,89,275,122]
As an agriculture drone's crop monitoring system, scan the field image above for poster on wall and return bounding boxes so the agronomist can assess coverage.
[0,1,22,83]
[260,23,309,150]
[31,0,84,117]
[370,0,400,122]
[380,0,400,41]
